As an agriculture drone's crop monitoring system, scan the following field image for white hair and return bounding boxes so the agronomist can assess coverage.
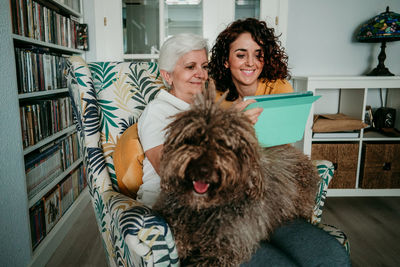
[158,34,208,88]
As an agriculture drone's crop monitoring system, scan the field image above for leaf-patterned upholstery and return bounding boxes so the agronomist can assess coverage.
[66,56,178,266]
[66,56,348,266]
[312,160,350,253]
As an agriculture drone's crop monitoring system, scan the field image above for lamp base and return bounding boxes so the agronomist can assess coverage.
[366,41,395,76]
[367,67,394,76]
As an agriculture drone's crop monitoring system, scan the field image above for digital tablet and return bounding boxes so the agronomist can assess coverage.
[243,91,320,147]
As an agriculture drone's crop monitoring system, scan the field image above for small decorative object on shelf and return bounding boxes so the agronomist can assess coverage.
[356,6,400,76]
[373,107,396,130]
[364,105,374,128]
[77,23,89,51]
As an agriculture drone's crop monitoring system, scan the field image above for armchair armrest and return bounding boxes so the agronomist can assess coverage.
[103,191,179,266]
[311,160,334,225]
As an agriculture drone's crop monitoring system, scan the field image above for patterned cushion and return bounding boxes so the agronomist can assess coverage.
[113,123,144,198]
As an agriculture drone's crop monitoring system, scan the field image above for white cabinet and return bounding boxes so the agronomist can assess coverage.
[292,76,400,197]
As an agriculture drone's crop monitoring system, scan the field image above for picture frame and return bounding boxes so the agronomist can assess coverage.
[364,105,374,128]
[77,23,89,51]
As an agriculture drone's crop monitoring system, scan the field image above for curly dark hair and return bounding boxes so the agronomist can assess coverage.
[209,18,290,101]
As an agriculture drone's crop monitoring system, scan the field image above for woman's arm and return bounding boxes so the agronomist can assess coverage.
[145,144,163,175]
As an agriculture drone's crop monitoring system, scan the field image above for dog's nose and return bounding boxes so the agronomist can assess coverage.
[199,166,210,177]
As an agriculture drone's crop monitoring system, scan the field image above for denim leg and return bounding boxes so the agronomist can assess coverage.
[270,219,351,267]
[240,240,299,267]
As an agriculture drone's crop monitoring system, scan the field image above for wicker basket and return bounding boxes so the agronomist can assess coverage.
[311,143,359,188]
[360,143,400,188]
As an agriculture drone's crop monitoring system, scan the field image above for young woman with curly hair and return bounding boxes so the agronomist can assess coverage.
[209,18,351,267]
[209,18,293,113]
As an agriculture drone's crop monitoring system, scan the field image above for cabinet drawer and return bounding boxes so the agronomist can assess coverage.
[311,143,359,188]
[361,143,400,189]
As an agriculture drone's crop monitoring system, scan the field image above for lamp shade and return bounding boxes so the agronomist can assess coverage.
[357,6,400,43]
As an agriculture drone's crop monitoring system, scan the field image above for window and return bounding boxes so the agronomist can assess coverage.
[235,0,259,20]
[164,0,202,39]
[123,0,203,59]
[121,0,287,60]
[122,0,160,54]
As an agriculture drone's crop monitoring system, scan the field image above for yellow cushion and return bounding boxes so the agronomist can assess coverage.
[113,123,144,198]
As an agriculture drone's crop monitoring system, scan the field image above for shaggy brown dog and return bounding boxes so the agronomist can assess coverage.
[153,87,320,266]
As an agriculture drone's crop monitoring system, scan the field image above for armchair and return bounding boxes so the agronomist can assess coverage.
[66,56,349,266]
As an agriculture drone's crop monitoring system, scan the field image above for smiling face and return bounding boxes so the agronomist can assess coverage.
[161,49,209,103]
[225,32,264,96]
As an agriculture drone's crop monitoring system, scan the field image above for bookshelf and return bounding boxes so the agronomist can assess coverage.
[0,0,89,266]
[292,76,400,197]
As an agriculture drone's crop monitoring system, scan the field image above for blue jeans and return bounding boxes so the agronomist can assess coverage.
[241,219,351,267]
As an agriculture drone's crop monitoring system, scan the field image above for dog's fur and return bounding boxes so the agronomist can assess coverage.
[152,87,320,266]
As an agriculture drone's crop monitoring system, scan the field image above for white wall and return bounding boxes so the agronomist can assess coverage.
[203,0,234,49]
[83,0,124,62]
[286,0,400,76]
[84,0,400,77]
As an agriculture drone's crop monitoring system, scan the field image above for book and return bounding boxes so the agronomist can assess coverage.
[29,200,46,249]
[25,143,62,199]
[244,91,320,147]
[71,167,79,200]
[313,132,359,139]
[60,175,74,215]
[43,186,61,234]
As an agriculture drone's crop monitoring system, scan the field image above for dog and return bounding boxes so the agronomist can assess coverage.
[152,87,320,266]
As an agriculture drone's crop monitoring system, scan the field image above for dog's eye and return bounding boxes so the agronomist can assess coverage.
[216,139,227,148]
[184,138,196,145]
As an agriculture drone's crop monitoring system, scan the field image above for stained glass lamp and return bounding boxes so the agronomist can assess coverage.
[357,6,400,76]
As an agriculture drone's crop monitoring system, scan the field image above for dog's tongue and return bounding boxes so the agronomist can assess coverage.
[193,181,209,194]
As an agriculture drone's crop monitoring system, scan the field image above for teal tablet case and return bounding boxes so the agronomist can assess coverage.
[244,91,320,147]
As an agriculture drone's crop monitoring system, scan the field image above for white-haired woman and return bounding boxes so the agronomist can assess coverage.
[137,33,209,207]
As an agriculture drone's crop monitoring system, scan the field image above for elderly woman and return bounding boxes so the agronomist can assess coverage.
[136,33,209,207]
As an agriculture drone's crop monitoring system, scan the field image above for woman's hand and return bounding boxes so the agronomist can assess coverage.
[234,99,263,125]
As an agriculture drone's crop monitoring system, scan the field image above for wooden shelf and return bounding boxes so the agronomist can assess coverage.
[327,188,400,197]
[12,34,84,54]
[28,158,83,207]
[51,0,82,17]
[18,88,69,100]
[292,76,400,197]
[23,125,76,156]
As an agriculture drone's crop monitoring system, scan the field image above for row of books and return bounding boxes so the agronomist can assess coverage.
[20,96,73,148]
[25,132,81,199]
[9,0,80,49]
[29,163,86,249]
[15,46,68,94]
